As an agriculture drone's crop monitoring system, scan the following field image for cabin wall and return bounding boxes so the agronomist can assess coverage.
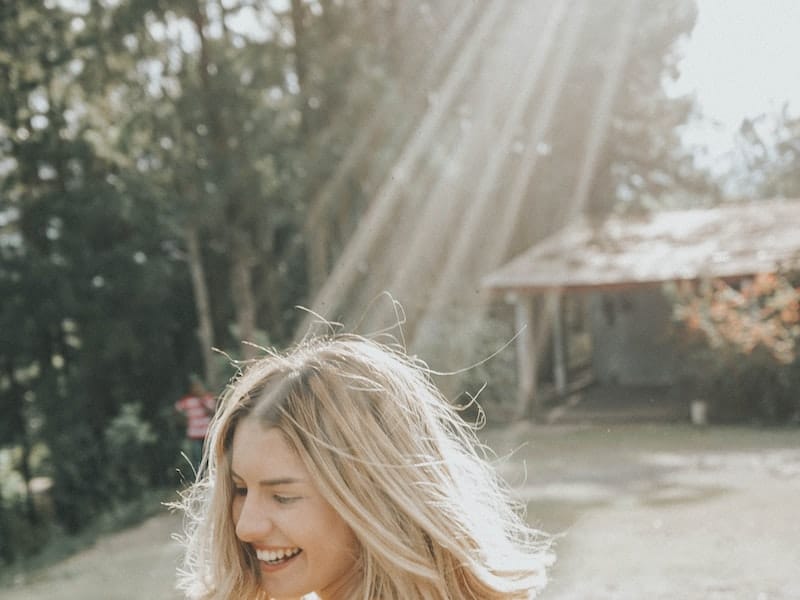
[587,288,678,386]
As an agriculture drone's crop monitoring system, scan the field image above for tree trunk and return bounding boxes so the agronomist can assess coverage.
[307,222,329,296]
[189,0,259,359]
[290,0,310,134]
[514,295,539,420]
[230,239,258,359]
[19,429,38,525]
[185,225,216,387]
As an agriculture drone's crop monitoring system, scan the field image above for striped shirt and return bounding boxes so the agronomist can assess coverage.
[175,393,216,440]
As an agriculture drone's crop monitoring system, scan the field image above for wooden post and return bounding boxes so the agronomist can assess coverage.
[512,294,538,419]
[552,290,567,395]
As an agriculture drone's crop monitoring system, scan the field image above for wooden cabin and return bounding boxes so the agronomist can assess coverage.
[483,200,800,418]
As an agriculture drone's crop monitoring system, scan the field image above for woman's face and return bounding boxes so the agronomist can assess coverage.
[230,417,360,600]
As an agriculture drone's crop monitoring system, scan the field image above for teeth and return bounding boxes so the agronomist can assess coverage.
[256,548,301,563]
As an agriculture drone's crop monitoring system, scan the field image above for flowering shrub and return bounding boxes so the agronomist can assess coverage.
[670,272,800,423]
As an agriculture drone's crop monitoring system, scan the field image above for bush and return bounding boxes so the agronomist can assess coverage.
[413,306,519,424]
[0,497,53,566]
[670,274,800,424]
[689,345,800,423]
[0,452,52,565]
[50,424,110,533]
[104,403,158,499]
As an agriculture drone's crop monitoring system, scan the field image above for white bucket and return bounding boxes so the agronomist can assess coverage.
[690,400,708,426]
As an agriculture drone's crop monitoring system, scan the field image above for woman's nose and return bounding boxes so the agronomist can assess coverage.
[235,495,274,542]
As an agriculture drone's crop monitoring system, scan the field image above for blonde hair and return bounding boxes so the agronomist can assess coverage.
[176,334,551,599]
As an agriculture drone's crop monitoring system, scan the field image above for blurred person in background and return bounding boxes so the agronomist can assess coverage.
[175,377,217,473]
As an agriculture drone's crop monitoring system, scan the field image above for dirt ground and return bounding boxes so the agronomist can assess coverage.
[0,510,184,600]
[2,423,799,600]
[488,423,800,600]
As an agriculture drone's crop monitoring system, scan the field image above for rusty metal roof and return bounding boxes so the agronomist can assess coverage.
[483,200,800,294]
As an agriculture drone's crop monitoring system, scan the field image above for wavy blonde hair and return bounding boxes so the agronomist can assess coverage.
[176,334,552,599]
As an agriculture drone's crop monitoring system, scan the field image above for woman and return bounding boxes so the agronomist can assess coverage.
[177,334,551,599]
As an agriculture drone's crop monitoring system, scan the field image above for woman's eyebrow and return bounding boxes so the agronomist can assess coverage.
[259,477,305,486]
[230,470,306,486]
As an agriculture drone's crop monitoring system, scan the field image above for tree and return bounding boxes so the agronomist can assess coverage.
[0,2,197,534]
[730,110,800,198]
[0,0,448,550]
[101,0,417,355]
[578,0,714,216]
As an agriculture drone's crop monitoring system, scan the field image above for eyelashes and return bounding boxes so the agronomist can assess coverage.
[274,495,300,504]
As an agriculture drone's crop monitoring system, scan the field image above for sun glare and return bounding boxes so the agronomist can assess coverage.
[677,0,800,128]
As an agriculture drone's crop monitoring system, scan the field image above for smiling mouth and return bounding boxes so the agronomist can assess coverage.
[255,547,302,566]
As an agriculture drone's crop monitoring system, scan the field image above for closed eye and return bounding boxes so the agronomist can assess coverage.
[274,495,300,504]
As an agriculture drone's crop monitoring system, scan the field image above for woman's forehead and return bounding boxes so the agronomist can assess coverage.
[230,419,307,480]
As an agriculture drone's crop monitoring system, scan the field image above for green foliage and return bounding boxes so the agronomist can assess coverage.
[0,0,198,544]
[0,452,39,564]
[419,306,519,425]
[670,275,800,423]
[706,349,799,424]
[104,403,158,499]
[49,424,109,533]
[0,0,446,561]
[0,0,719,566]
[0,496,50,565]
[585,0,714,214]
[732,111,800,198]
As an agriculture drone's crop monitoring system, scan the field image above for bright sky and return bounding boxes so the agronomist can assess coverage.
[674,0,800,165]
